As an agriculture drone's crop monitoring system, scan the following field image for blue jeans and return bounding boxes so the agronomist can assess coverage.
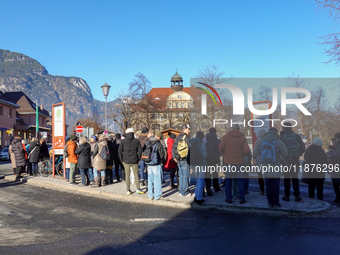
[79,168,89,185]
[30,162,38,174]
[194,165,205,200]
[93,168,106,178]
[147,165,162,200]
[178,160,190,196]
[265,178,280,206]
[139,160,147,181]
[224,164,245,201]
[66,168,76,180]
[88,168,94,182]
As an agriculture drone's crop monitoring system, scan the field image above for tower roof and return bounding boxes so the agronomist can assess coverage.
[171,71,183,81]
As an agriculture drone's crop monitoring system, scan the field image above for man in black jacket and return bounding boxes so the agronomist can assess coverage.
[280,122,306,202]
[118,128,145,195]
[113,133,124,182]
[172,124,191,196]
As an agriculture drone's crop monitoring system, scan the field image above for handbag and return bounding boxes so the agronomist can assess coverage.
[27,146,37,160]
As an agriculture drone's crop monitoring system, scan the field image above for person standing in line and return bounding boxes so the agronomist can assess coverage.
[67,135,78,185]
[172,124,191,197]
[113,133,124,182]
[118,128,145,195]
[9,141,17,177]
[28,137,40,177]
[11,136,26,180]
[145,131,165,200]
[75,137,91,186]
[92,134,109,188]
[253,129,267,195]
[39,138,50,161]
[138,127,149,186]
[328,133,340,203]
[106,135,115,184]
[164,133,178,189]
[88,135,97,185]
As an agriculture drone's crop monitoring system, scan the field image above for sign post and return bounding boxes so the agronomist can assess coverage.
[52,103,66,178]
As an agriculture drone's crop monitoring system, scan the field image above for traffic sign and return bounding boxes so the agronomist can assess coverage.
[76,125,83,133]
[74,130,76,135]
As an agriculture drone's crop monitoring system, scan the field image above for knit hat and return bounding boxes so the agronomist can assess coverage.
[313,137,323,147]
[155,131,162,137]
[196,131,205,140]
[231,124,240,130]
[257,129,266,139]
[125,128,134,133]
[268,127,278,133]
[209,127,217,134]
[91,135,97,141]
[70,135,77,141]
[169,133,176,140]
[141,127,149,134]
[182,124,190,129]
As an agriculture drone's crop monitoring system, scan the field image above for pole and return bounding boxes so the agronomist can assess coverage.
[105,95,108,131]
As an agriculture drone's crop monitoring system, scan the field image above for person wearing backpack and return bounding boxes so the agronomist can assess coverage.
[118,128,145,195]
[92,134,109,188]
[172,124,191,197]
[304,137,328,200]
[190,131,207,205]
[145,131,165,200]
[67,135,79,185]
[280,122,305,202]
[219,124,251,204]
[205,128,222,195]
[255,127,288,207]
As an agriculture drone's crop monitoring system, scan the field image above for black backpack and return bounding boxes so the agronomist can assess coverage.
[99,146,111,160]
[141,143,153,162]
[189,142,203,166]
[281,133,300,159]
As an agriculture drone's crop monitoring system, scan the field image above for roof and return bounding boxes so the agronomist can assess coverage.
[4,91,50,117]
[171,71,183,81]
[0,91,20,108]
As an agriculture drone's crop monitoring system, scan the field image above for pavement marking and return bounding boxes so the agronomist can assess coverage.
[130,218,196,223]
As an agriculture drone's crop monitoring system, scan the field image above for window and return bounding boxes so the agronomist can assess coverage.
[181,103,184,108]
[0,106,2,115]
[169,103,172,109]
[176,103,179,108]
[8,108,12,118]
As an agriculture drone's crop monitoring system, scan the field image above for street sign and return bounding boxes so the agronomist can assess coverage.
[76,125,83,133]
[73,130,76,135]
[52,102,66,178]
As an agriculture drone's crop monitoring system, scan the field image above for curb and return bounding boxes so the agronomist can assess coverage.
[3,176,331,216]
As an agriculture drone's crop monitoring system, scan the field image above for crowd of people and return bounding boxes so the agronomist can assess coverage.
[7,123,340,207]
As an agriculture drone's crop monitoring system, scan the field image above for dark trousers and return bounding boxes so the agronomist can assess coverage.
[205,171,221,193]
[258,172,265,192]
[333,182,340,200]
[283,171,300,197]
[170,168,178,185]
[106,167,113,184]
[308,179,324,200]
[115,160,124,181]
[79,168,89,186]
[16,166,23,178]
[265,178,280,206]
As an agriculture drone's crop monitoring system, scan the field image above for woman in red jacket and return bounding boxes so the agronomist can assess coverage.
[164,133,178,188]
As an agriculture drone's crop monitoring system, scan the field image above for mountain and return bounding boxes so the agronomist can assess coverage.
[0,49,105,131]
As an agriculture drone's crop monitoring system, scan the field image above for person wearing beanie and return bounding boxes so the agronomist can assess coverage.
[219,125,251,204]
[138,127,150,186]
[304,137,328,200]
[254,127,288,207]
[280,122,306,202]
[119,128,144,195]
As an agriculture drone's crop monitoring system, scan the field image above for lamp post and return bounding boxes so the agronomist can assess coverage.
[101,83,111,132]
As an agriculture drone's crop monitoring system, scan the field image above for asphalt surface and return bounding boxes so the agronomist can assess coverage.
[1,175,340,255]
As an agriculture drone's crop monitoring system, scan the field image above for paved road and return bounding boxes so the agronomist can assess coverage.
[1,178,340,255]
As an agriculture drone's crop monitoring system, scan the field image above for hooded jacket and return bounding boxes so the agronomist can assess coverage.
[112,138,122,161]
[75,142,91,169]
[11,138,26,167]
[219,130,251,165]
[28,141,40,163]
[205,133,221,166]
[172,132,190,161]
[144,136,165,166]
[254,131,288,178]
[189,137,207,166]
[138,133,148,148]
[106,138,115,166]
[93,139,108,170]
[280,129,305,165]
[118,132,142,164]
[304,144,327,180]
[67,140,78,164]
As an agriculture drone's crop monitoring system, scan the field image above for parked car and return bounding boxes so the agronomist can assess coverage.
[0,148,10,161]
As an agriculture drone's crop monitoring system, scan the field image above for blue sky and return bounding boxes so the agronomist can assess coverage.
[1,0,339,102]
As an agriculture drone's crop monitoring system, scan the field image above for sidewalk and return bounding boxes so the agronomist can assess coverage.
[0,162,331,216]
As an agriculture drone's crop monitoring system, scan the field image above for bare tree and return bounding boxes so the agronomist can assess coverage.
[129,72,152,100]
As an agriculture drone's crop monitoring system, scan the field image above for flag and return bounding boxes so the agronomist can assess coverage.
[36,101,39,135]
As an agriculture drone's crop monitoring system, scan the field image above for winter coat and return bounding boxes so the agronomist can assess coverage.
[28,141,40,163]
[253,129,267,167]
[280,129,305,166]
[160,139,167,160]
[106,139,115,166]
[39,142,50,161]
[219,130,251,165]
[75,142,91,169]
[205,133,221,166]
[112,139,121,161]
[67,140,78,164]
[164,137,177,169]
[144,136,165,166]
[329,143,340,182]
[9,144,16,168]
[254,131,288,178]
[118,132,142,164]
[189,137,207,166]
[138,134,148,148]
[11,138,26,167]
[93,139,108,170]
[304,144,327,180]
[172,132,190,161]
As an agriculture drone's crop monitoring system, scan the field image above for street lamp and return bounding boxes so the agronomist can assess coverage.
[101,83,111,132]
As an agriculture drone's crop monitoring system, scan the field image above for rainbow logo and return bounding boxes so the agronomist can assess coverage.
[196,82,223,106]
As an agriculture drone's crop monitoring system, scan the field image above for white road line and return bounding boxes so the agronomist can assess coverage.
[130,218,196,223]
